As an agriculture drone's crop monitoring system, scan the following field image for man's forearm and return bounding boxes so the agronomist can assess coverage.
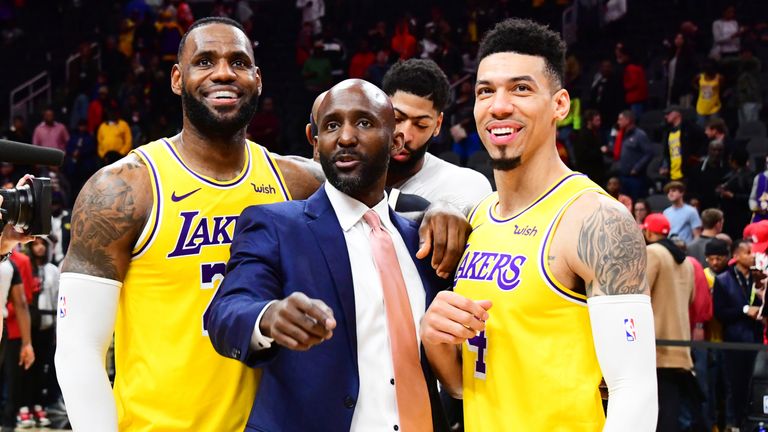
[424,343,463,398]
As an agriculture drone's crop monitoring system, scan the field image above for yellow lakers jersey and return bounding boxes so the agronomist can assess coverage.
[116,138,290,431]
[454,173,607,431]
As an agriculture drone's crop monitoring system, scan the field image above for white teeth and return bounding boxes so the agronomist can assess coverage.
[209,91,238,99]
[490,127,517,135]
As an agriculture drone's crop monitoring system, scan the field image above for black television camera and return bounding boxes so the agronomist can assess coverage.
[0,177,52,235]
[0,139,64,235]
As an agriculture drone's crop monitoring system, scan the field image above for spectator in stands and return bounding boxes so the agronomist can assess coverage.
[296,0,325,35]
[3,115,31,144]
[711,5,742,59]
[64,120,99,198]
[101,35,129,86]
[320,27,347,82]
[615,42,648,117]
[605,176,632,211]
[97,109,133,164]
[692,140,729,211]
[719,148,754,239]
[735,45,763,126]
[155,9,184,64]
[32,108,69,152]
[666,33,698,108]
[123,93,147,149]
[750,155,768,223]
[614,110,652,200]
[642,213,695,432]
[659,105,707,182]
[348,39,375,79]
[556,54,582,165]
[713,239,764,429]
[390,17,417,60]
[663,181,702,244]
[366,48,391,88]
[702,238,730,430]
[693,60,724,126]
[87,86,116,134]
[704,118,733,161]
[633,199,650,225]
[589,60,624,140]
[246,96,282,153]
[688,208,724,266]
[572,109,607,186]
[22,237,59,428]
[381,59,491,211]
[302,41,333,93]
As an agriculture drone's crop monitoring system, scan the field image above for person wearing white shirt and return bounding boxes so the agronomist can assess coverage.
[712,5,741,58]
[207,79,461,431]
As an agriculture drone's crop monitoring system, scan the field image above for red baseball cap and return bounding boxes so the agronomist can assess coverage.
[642,213,670,235]
[746,220,768,254]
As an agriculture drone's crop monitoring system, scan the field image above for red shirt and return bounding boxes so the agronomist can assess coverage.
[687,257,713,331]
[623,63,648,104]
[6,252,37,340]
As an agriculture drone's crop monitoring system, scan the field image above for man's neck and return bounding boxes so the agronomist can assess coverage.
[672,120,682,129]
[494,143,570,218]
[386,154,426,188]
[736,263,751,277]
[673,200,684,208]
[175,121,247,181]
[701,229,718,237]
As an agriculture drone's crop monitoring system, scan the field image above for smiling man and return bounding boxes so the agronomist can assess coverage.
[382,59,492,212]
[420,19,658,431]
[207,79,448,432]
[54,17,321,431]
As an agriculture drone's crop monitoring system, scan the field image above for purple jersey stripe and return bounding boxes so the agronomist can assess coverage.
[488,173,585,224]
[162,139,251,188]
[132,148,162,258]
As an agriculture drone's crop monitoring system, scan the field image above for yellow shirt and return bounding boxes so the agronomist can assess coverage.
[668,129,683,180]
[115,139,290,431]
[97,120,133,158]
[696,74,722,115]
[455,173,607,431]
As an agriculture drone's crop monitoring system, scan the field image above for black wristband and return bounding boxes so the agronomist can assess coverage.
[0,249,11,264]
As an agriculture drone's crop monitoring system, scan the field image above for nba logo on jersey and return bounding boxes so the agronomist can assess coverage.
[624,318,636,341]
[58,295,67,318]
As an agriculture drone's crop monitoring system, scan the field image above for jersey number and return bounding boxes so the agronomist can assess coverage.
[201,262,226,336]
[467,330,487,379]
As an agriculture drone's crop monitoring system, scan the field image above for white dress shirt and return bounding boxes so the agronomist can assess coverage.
[252,182,427,432]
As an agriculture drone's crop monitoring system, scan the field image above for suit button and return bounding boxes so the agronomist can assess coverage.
[344,396,355,409]
[232,348,241,358]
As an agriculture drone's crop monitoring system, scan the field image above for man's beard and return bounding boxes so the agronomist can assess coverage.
[491,156,521,171]
[320,145,390,198]
[181,86,259,139]
[388,141,429,175]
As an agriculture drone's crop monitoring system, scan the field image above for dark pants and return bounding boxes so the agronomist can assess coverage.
[28,327,56,407]
[657,368,689,432]
[722,349,757,427]
[2,338,29,427]
[620,175,647,201]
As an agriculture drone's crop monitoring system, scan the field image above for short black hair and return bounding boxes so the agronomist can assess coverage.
[382,59,450,112]
[478,18,565,89]
[177,17,247,62]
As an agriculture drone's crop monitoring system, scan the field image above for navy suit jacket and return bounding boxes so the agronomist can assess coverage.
[713,266,764,343]
[207,186,449,432]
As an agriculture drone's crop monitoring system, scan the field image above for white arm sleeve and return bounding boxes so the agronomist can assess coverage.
[587,294,658,432]
[55,273,121,432]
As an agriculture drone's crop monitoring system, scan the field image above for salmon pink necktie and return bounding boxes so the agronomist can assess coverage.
[362,210,432,432]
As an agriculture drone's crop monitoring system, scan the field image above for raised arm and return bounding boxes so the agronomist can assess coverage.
[567,194,657,431]
[56,155,151,432]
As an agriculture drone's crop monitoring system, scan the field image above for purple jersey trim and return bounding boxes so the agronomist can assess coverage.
[261,147,290,200]
[162,138,251,188]
[488,173,584,223]
[132,148,162,258]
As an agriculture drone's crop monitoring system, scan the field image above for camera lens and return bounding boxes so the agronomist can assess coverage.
[0,184,34,232]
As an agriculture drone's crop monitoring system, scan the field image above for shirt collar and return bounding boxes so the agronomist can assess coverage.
[324,182,393,232]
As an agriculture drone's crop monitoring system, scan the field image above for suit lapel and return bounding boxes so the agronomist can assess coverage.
[305,187,358,359]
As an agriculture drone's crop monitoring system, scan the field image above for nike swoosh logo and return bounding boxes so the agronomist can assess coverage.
[171,188,202,202]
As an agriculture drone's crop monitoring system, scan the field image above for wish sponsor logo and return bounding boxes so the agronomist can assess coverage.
[252,183,276,194]
[453,249,527,291]
[513,224,538,236]
[624,318,637,342]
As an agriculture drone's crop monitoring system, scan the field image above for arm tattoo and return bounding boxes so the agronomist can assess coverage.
[62,161,145,280]
[577,203,648,297]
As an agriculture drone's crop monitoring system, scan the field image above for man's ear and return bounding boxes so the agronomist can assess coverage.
[391,130,405,155]
[433,112,444,137]
[254,66,263,97]
[171,64,182,96]
[552,88,571,122]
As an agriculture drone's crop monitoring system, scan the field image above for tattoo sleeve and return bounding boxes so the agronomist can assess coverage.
[577,203,648,297]
[61,160,146,281]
